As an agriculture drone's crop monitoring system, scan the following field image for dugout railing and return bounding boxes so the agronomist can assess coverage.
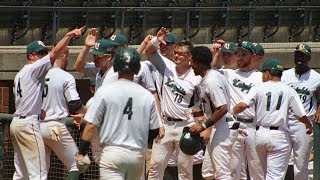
[0,114,100,180]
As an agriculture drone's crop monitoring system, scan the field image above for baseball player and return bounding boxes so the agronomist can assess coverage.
[11,26,85,180]
[146,27,202,180]
[40,45,87,179]
[232,58,313,179]
[211,40,238,70]
[76,47,161,179]
[281,44,320,179]
[219,41,265,180]
[85,78,96,107]
[189,46,236,179]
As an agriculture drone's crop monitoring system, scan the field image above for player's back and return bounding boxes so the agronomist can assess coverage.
[248,81,305,129]
[14,55,52,116]
[42,68,79,120]
[95,79,160,151]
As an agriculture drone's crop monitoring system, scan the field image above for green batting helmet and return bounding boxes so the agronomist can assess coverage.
[179,127,204,155]
[113,47,141,73]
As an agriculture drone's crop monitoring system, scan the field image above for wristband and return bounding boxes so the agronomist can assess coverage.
[204,118,215,128]
[151,36,160,48]
[79,139,91,156]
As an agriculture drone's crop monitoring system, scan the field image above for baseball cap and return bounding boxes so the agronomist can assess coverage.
[221,42,237,54]
[89,39,115,55]
[26,40,47,55]
[260,58,283,72]
[165,32,178,44]
[236,41,256,54]
[252,42,265,56]
[109,33,128,46]
[294,44,311,55]
[89,78,96,86]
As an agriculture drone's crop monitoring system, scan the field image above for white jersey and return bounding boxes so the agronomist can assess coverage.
[14,54,52,116]
[84,79,161,151]
[41,68,80,121]
[199,69,229,126]
[83,62,117,90]
[282,68,320,121]
[242,81,306,130]
[84,62,156,92]
[220,69,262,121]
[149,52,201,120]
[143,61,163,99]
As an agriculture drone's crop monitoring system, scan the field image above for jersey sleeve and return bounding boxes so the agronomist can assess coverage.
[64,75,80,102]
[242,85,258,106]
[149,98,161,130]
[84,62,99,78]
[139,63,156,91]
[207,80,227,108]
[84,89,106,127]
[289,88,307,118]
[31,54,52,80]
[149,52,173,76]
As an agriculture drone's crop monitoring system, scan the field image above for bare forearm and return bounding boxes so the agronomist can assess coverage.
[50,35,73,63]
[233,102,249,115]
[74,45,91,73]
[210,105,228,124]
[81,122,97,142]
[298,116,312,129]
[211,52,222,69]
[145,41,158,60]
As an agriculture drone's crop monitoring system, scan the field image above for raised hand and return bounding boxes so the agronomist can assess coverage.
[85,28,98,47]
[66,25,87,38]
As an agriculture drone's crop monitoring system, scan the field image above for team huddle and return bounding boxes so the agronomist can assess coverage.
[10,26,320,180]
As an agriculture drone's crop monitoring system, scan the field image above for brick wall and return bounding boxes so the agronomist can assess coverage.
[0,81,10,114]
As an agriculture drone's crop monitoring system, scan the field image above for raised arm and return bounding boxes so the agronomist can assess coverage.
[210,40,225,69]
[137,35,153,54]
[145,27,169,60]
[74,28,98,73]
[50,26,86,63]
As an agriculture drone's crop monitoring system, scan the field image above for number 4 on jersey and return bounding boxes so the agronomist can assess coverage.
[123,97,133,120]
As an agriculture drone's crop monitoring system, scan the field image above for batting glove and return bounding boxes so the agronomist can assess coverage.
[76,154,91,173]
[50,126,62,141]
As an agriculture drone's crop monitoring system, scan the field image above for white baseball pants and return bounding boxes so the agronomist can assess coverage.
[230,123,264,180]
[201,121,236,180]
[100,146,145,180]
[255,126,291,180]
[288,119,313,180]
[10,115,47,180]
[148,120,193,180]
[39,119,79,172]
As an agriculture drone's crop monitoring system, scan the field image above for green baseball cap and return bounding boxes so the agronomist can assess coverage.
[236,41,256,54]
[89,39,115,55]
[109,33,128,46]
[26,40,47,55]
[260,58,283,71]
[221,42,237,54]
[252,42,265,56]
[165,32,178,43]
[294,44,311,55]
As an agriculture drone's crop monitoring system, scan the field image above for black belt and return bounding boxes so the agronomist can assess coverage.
[256,126,279,130]
[230,122,240,130]
[19,116,26,119]
[166,117,183,122]
[226,117,234,122]
[237,117,254,123]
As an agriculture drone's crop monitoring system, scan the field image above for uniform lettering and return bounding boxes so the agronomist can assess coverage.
[123,97,133,120]
[16,78,22,98]
[42,78,50,98]
[291,86,310,103]
[232,79,253,93]
[165,78,187,103]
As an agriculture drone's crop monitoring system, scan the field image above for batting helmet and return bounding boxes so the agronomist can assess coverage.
[113,47,141,74]
[179,126,204,155]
